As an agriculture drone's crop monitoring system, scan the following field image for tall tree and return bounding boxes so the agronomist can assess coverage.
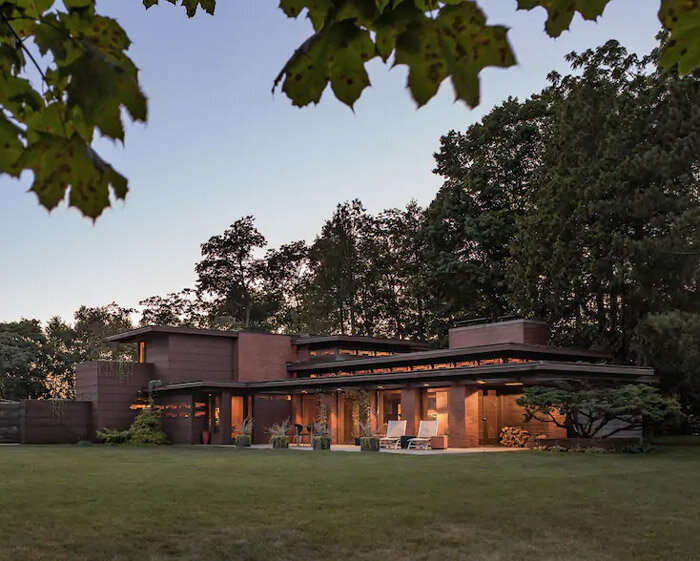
[195,216,270,329]
[260,241,311,333]
[306,200,371,335]
[508,40,700,358]
[364,201,428,339]
[421,96,545,340]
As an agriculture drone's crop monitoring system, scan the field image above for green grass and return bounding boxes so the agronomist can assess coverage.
[1,442,699,561]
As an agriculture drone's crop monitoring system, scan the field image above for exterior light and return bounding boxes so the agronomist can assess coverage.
[423,383,430,387]
[477,380,485,384]
[504,382,523,386]
[377,385,384,389]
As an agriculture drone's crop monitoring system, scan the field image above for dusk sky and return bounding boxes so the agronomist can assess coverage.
[0,0,661,324]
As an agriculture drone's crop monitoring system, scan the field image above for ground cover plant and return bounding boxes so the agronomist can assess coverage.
[1,441,699,561]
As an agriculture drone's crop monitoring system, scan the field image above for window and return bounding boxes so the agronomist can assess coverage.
[138,341,146,363]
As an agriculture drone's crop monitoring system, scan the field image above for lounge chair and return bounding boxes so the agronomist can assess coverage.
[406,420,440,450]
[379,420,407,449]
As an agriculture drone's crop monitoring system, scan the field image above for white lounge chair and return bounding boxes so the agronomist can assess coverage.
[379,420,407,449]
[406,420,440,450]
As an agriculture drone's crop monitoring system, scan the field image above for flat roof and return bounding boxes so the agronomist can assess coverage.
[292,334,430,349]
[149,361,656,394]
[287,342,611,371]
[106,325,240,343]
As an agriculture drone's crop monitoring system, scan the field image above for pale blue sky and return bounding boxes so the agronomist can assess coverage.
[0,0,661,323]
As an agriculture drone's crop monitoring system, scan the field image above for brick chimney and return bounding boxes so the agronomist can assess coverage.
[448,319,548,349]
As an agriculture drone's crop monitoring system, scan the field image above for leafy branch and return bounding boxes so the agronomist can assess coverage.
[0,0,699,218]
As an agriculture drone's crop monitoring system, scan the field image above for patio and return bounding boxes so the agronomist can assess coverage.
[238,444,526,454]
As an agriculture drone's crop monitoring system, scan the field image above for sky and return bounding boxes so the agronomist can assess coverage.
[0,0,662,324]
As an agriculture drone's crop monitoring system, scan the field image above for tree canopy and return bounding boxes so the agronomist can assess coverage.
[1,0,699,218]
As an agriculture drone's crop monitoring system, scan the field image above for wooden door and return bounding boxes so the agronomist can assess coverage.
[479,390,499,445]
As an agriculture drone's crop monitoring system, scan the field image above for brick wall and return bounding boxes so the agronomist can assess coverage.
[449,319,548,349]
[75,361,153,437]
[21,400,92,444]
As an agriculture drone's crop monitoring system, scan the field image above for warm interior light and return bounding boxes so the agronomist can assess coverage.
[505,382,523,386]
[477,380,485,384]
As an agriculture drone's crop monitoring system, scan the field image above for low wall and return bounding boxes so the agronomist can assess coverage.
[21,400,92,444]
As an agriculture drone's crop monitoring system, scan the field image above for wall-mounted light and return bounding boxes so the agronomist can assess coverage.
[477,380,485,384]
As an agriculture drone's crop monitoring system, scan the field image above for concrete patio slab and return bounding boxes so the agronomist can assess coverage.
[237,444,527,455]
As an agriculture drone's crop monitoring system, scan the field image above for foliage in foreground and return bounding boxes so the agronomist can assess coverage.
[517,385,683,438]
[98,405,169,446]
[1,0,698,218]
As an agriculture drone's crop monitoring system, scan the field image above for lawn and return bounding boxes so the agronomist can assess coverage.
[1,443,699,561]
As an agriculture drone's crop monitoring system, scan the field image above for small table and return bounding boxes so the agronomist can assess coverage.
[430,435,448,450]
[400,435,416,449]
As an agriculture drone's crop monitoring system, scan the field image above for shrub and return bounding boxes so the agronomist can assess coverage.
[269,435,289,449]
[613,442,655,454]
[97,405,169,446]
[312,435,331,450]
[98,429,131,445]
[360,436,380,451]
[235,434,251,447]
[267,419,290,448]
[235,417,254,437]
[499,426,530,447]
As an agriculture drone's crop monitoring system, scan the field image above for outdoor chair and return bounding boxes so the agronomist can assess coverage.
[379,420,407,449]
[406,420,440,450]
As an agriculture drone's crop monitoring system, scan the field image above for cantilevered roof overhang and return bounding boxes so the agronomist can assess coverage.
[148,361,656,395]
[287,342,612,372]
[107,325,240,343]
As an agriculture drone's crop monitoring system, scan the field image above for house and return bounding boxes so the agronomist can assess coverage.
[74,318,655,446]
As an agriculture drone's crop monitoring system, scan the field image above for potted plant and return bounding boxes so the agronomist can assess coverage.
[266,418,290,449]
[359,421,379,451]
[234,417,254,447]
[312,422,331,450]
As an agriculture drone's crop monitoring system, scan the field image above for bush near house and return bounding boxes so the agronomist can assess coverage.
[98,405,169,446]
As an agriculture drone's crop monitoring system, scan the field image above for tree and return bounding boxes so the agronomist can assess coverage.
[508,40,700,358]
[635,311,700,425]
[0,319,48,400]
[42,316,80,398]
[516,384,682,438]
[421,96,545,340]
[139,289,206,328]
[259,241,311,333]
[195,216,270,329]
[363,201,428,339]
[305,200,371,335]
[1,0,698,218]
[72,303,135,362]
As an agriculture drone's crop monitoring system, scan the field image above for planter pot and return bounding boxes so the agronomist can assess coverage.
[235,434,251,447]
[360,437,380,452]
[312,436,331,450]
[201,430,211,445]
[354,437,361,446]
[270,436,289,449]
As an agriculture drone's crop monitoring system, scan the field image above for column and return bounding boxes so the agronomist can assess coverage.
[448,385,479,448]
[319,393,337,444]
[400,388,422,436]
